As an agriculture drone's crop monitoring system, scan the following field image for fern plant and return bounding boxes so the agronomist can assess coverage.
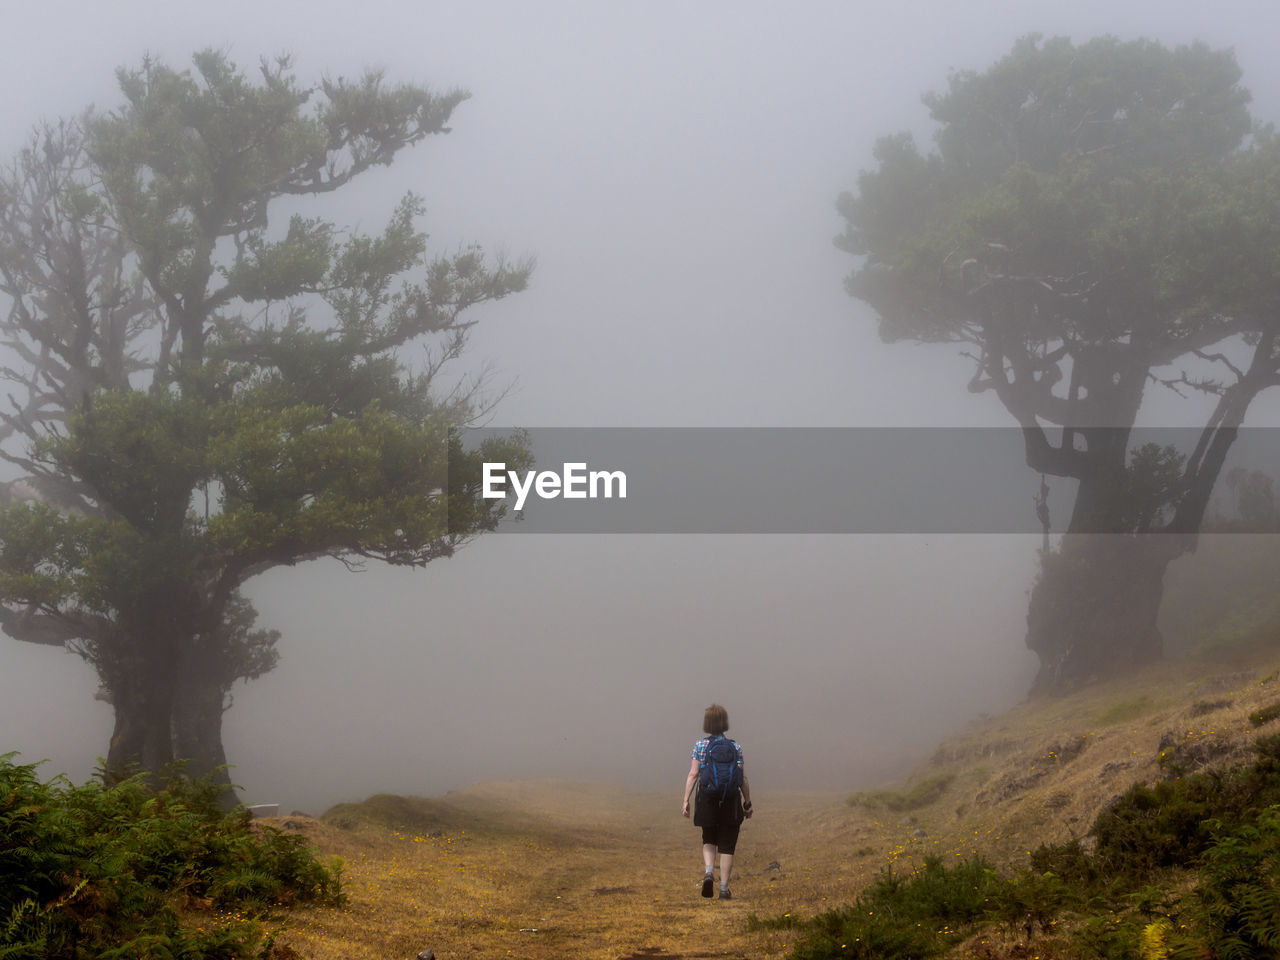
[0,752,342,958]
[1189,806,1280,959]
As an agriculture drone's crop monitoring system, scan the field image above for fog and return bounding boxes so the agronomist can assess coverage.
[2,1,1280,813]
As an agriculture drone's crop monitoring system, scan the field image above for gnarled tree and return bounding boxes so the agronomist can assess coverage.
[0,52,530,801]
[836,36,1280,692]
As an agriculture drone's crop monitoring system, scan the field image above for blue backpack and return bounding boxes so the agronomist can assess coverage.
[699,735,742,803]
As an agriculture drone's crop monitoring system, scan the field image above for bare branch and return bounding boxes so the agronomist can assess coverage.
[0,604,112,649]
[1192,347,1246,381]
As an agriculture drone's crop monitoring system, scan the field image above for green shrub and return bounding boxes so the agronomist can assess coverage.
[786,855,1006,960]
[1092,775,1228,877]
[1028,839,1105,891]
[0,752,343,958]
[1250,702,1280,727]
[1091,735,1280,880]
[848,773,956,813]
[1097,696,1155,726]
[991,868,1070,939]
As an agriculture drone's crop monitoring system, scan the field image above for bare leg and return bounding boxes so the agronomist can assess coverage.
[701,845,717,897]
[720,852,734,887]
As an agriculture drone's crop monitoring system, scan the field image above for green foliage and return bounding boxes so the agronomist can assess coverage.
[1122,445,1187,535]
[0,752,342,958]
[848,773,955,812]
[990,867,1072,938]
[1249,702,1280,727]
[1027,839,1105,891]
[1097,695,1156,726]
[1191,806,1280,958]
[1095,774,1239,876]
[322,792,466,835]
[787,856,1006,960]
[1073,914,1149,960]
[1091,734,1280,877]
[838,34,1262,344]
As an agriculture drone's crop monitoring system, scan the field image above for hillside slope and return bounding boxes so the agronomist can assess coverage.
[859,636,1280,870]
[265,636,1280,959]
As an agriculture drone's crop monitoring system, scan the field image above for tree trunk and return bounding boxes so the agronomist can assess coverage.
[1021,419,1187,694]
[104,631,178,784]
[173,637,240,810]
[1025,535,1180,694]
[99,631,241,808]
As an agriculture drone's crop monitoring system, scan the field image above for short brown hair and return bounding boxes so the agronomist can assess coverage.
[703,704,729,735]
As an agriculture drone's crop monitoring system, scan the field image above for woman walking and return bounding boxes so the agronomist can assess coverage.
[682,703,753,899]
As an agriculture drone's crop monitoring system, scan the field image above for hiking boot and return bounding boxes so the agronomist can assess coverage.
[700,874,714,898]
[718,887,732,900]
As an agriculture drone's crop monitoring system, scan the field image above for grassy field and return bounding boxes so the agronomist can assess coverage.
[259,629,1280,960]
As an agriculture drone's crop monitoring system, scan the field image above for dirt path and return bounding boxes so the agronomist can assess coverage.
[271,783,862,960]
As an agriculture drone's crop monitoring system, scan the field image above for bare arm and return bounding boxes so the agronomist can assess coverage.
[682,757,699,817]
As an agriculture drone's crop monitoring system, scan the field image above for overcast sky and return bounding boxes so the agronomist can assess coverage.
[3,1,1280,811]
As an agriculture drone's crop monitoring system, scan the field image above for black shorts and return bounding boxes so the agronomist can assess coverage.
[694,791,743,854]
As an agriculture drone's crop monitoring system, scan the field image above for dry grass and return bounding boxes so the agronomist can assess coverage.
[264,783,860,960]
[258,637,1280,960]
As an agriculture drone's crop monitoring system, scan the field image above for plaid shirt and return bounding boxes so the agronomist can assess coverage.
[692,735,744,767]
